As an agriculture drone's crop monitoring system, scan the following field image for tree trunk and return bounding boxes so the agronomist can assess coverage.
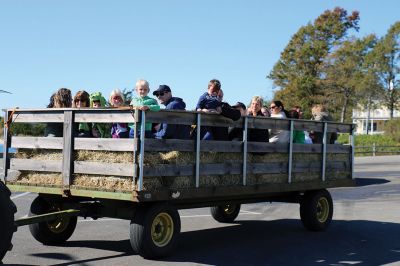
[340,94,349,123]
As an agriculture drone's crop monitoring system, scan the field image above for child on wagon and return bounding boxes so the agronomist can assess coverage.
[90,92,111,138]
[129,79,160,138]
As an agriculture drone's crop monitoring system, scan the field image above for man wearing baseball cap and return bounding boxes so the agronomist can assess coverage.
[153,85,190,139]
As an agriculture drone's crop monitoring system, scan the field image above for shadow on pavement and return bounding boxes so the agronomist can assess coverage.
[3,219,399,266]
[355,177,390,186]
[163,219,400,266]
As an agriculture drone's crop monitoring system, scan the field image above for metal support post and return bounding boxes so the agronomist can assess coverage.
[288,120,294,183]
[138,111,146,191]
[321,122,327,181]
[242,117,248,186]
[195,114,201,188]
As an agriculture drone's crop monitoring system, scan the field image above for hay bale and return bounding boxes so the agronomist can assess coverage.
[16,172,62,186]
[13,147,350,192]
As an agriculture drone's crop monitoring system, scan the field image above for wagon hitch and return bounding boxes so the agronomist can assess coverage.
[15,209,80,227]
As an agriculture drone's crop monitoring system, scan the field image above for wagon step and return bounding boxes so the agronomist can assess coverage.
[15,209,80,227]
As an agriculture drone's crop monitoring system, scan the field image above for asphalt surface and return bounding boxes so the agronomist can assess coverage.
[2,155,400,266]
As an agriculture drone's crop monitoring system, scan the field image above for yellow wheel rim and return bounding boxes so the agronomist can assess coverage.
[46,206,70,234]
[151,212,174,247]
[316,197,329,223]
[223,205,236,215]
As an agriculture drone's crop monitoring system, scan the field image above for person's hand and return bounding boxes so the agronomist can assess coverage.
[216,107,222,114]
[139,106,150,111]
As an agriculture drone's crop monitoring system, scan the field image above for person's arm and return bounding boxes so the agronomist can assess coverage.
[196,94,206,110]
[144,98,160,112]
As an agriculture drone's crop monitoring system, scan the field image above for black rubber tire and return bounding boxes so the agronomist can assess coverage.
[29,196,77,245]
[300,189,333,231]
[210,203,241,223]
[130,203,181,259]
[0,182,17,263]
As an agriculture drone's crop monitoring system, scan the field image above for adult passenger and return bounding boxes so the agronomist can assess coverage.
[310,104,337,144]
[152,85,190,139]
[44,88,72,137]
[269,100,290,143]
[109,89,129,138]
[247,96,269,142]
[73,90,91,137]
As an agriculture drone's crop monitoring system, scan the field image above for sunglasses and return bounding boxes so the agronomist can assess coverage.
[155,91,168,97]
[75,99,86,102]
[270,106,278,109]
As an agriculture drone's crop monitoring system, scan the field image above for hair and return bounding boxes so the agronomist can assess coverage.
[251,96,263,107]
[135,79,150,91]
[311,104,327,115]
[109,89,125,106]
[47,93,55,108]
[271,100,289,117]
[53,88,72,108]
[208,79,221,91]
[288,109,299,119]
[73,90,90,108]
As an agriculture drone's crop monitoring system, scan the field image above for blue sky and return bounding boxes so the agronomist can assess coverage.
[0,0,399,110]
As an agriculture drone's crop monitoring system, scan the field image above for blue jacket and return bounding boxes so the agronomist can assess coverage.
[154,97,190,139]
[196,92,221,110]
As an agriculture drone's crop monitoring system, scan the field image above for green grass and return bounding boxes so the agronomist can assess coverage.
[338,134,400,156]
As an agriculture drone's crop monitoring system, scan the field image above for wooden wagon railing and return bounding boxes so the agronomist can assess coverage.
[2,108,355,202]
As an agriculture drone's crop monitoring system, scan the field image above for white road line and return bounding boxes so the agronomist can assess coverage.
[11,192,31,200]
[240,210,262,215]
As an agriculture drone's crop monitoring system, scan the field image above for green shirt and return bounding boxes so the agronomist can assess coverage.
[129,95,160,132]
[293,130,305,144]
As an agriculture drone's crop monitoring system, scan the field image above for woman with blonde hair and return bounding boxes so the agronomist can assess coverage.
[110,89,129,138]
[246,96,269,142]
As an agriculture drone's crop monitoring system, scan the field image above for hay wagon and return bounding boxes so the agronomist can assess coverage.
[0,108,355,260]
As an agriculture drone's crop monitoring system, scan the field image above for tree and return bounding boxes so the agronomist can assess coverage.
[322,35,378,122]
[371,21,400,119]
[268,7,360,118]
[122,88,133,105]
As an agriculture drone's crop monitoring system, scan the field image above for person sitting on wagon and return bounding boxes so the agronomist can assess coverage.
[269,100,290,143]
[44,88,73,137]
[129,79,160,138]
[90,92,111,138]
[152,85,190,139]
[73,90,91,137]
[195,79,223,140]
[109,89,129,138]
[309,104,337,144]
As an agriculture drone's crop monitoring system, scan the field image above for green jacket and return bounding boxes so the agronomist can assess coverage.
[293,130,305,144]
[129,96,160,131]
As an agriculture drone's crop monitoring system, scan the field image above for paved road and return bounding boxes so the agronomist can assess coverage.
[3,156,400,266]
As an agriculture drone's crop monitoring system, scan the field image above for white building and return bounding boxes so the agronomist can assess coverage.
[352,106,400,135]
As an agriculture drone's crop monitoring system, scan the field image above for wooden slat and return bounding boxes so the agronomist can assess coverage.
[2,111,11,182]
[9,108,353,133]
[12,112,64,123]
[75,138,137,151]
[75,110,137,123]
[10,159,61,172]
[12,137,63,149]
[62,111,74,188]
[74,161,135,177]
[143,161,350,177]
[144,139,195,152]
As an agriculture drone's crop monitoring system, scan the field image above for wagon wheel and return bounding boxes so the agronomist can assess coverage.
[300,189,333,231]
[130,203,181,259]
[210,203,241,223]
[0,182,17,263]
[29,195,77,245]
